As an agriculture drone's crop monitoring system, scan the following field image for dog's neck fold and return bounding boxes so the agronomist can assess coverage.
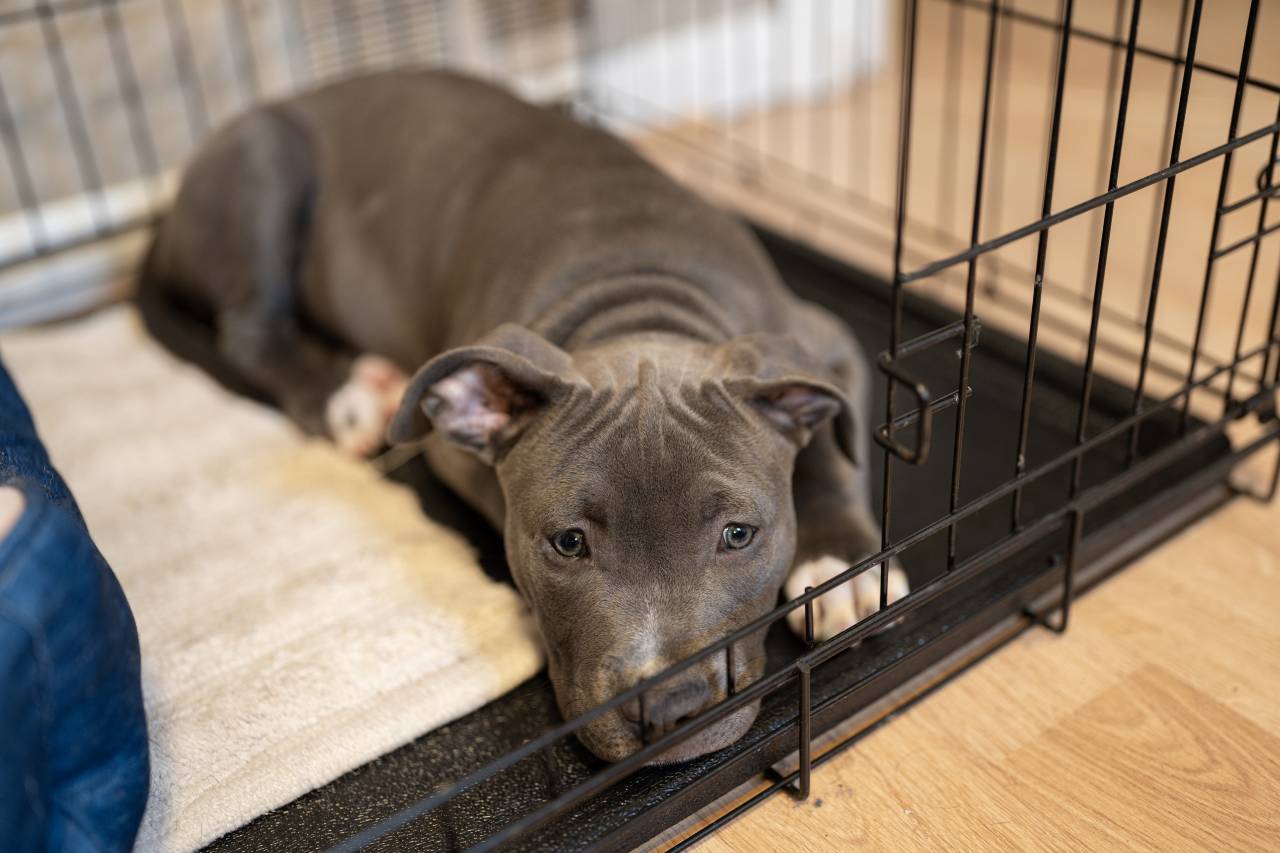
[528,271,737,354]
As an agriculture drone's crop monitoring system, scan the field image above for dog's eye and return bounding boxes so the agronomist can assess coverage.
[722,523,756,550]
[551,528,588,558]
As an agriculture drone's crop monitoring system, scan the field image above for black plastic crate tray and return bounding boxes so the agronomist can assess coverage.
[206,229,1233,851]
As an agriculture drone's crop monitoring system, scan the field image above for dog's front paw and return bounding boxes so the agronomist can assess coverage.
[784,555,909,643]
[325,355,409,457]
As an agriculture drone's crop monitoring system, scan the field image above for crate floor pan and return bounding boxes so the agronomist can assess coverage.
[208,230,1239,852]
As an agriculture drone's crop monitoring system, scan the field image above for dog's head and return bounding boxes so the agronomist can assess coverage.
[389,323,858,762]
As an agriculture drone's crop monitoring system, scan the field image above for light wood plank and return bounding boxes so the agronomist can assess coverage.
[676,494,1280,852]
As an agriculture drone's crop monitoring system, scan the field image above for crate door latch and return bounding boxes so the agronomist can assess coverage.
[875,318,982,465]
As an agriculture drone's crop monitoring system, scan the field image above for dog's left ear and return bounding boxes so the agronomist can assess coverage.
[719,333,860,466]
[387,323,578,463]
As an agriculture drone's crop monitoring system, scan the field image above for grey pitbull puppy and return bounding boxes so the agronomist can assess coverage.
[140,70,908,763]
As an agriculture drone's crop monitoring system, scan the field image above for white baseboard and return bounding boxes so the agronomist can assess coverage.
[0,229,149,329]
[0,173,172,328]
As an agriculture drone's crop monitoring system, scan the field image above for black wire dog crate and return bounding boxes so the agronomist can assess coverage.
[3,0,1278,849]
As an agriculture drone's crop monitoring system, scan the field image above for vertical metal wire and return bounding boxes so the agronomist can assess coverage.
[492,1,516,82]
[35,0,111,234]
[798,660,808,799]
[1055,509,1084,632]
[162,0,211,142]
[936,0,965,235]
[880,0,918,610]
[722,0,737,171]
[1134,0,1192,320]
[1070,0,1143,499]
[224,0,261,103]
[1263,440,1280,504]
[1179,0,1261,433]
[0,70,50,254]
[688,0,702,143]
[769,0,791,163]
[1223,98,1280,414]
[724,641,736,696]
[980,0,1016,282]
[1127,0,1204,460]
[945,0,1002,568]
[291,0,316,84]
[100,0,164,210]
[754,0,768,161]
[438,0,461,70]
[651,0,667,121]
[277,0,307,89]
[810,0,832,179]
[803,586,815,646]
[380,0,415,66]
[864,0,876,197]
[330,0,363,77]
[783,0,797,166]
[1079,0,1130,301]
[573,0,596,115]
[847,0,869,195]
[796,663,812,800]
[1010,0,1075,532]
[1262,243,1280,391]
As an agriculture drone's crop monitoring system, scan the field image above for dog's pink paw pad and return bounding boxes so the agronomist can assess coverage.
[352,354,409,415]
[326,355,409,457]
[784,555,909,643]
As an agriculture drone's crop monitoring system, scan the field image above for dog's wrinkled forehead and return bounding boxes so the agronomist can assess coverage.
[392,323,855,468]
[501,346,784,525]
[546,347,775,462]
[571,338,721,389]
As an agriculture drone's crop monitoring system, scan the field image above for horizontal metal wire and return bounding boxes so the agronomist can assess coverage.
[424,414,1280,850]
[900,119,1280,285]
[1221,178,1280,215]
[945,0,1280,96]
[1212,219,1280,260]
[327,330,1280,851]
[597,106,1263,390]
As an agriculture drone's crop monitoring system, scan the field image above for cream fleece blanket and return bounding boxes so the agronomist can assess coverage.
[1,306,543,852]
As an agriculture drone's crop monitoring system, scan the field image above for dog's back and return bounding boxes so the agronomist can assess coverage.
[135,71,898,763]
[149,71,791,370]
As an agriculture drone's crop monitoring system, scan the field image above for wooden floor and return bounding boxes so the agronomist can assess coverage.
[628,1,1280,849]
[673,478,1280,851]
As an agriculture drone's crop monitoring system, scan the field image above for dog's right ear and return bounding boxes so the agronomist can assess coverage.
[716,333,862,467]
[387,324,578,463]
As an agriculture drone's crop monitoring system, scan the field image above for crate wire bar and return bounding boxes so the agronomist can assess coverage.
[334,0,1280,844]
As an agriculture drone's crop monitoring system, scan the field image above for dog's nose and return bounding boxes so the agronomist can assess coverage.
[628,675,716,743]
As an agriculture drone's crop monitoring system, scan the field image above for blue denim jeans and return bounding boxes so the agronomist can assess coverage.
[0,357,149,852]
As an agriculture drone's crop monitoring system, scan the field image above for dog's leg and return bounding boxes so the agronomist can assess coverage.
[323,355,409,457]
[218,314,405,456]
[783,301,908,642]
[786,426,909,642]
[155,107,407,456]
